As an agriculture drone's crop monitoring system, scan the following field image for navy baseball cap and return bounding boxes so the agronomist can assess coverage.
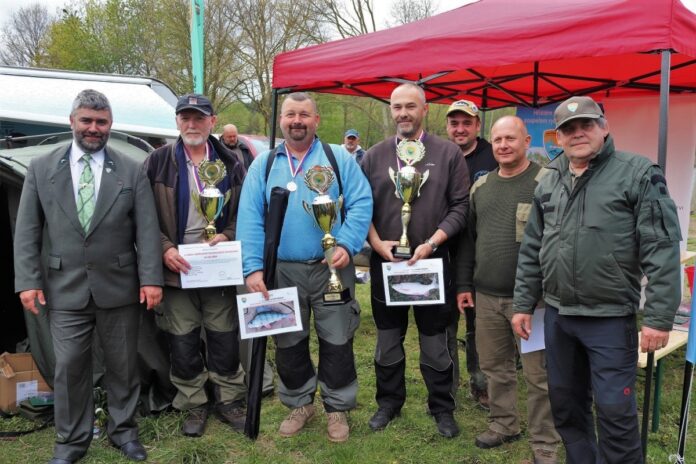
[176,93,214,116]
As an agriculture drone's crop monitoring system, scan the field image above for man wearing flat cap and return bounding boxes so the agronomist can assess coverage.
[145,93,247,437]
[512,95,681,463]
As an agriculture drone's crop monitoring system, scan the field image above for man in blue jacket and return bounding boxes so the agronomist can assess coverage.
[238,92,372,443]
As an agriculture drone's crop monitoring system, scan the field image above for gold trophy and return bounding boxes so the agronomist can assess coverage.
[192,159,231,241]
[389,139,429,259]
[302,166,351,305]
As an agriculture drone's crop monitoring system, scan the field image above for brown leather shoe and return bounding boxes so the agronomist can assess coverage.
[278,404,315,437]
[533,448,559,464]
[182,405,209,437]
[326,411,349,442]
[475,429,521,449]
[215,400,246,432]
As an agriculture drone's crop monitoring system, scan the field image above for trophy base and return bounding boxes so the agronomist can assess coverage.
[393,245,412,260]
[323,288,352,306]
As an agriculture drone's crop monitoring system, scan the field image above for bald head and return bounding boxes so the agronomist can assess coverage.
[490,116,531,175]
[221,124,239,147]
[390,83,428,139]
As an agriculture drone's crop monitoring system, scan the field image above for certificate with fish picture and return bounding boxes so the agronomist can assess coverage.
[237,287,302,339]
[382,258,445,306]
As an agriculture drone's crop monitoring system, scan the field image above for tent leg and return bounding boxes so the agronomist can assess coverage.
[657,50,670,170]
[270,89,279,150]
[677,362,693,458]
[641,352,654,463]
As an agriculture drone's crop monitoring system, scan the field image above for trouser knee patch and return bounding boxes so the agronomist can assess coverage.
[419,332,451,371]
[167,329,203,380]
[276,337,314,390]
[374,328,405,366]
[318,338,356,389]
[206,328,240,376]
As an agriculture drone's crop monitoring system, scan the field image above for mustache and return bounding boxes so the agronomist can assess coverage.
[289,124,307,130]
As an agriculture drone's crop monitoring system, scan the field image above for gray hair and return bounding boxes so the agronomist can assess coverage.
[282,92,318,114]
[71,89,112,117]
[392,83,426,104]
[596,116,608,129]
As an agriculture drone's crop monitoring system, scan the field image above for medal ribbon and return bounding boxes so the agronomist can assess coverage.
[184,142,211,193]
[286,139,316,182]
[394,130,425,170]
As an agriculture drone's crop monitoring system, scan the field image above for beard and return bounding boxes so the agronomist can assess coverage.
[396,120,418,139]
[286,124,308,142]
[181,133,207,146]
[74,129,108,152]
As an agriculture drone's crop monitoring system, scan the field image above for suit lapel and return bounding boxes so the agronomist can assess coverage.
[50,146,85,235]
[87,149,122,235]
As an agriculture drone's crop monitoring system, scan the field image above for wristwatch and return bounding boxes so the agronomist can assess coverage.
[425,238,438,252]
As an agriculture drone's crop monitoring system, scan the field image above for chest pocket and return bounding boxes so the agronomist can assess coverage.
[515,202,532,242]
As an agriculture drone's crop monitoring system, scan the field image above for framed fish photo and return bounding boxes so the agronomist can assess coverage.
[382,258,445,306]
[237,287,303,339]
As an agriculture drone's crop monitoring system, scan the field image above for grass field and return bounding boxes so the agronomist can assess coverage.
[2,282,696,463]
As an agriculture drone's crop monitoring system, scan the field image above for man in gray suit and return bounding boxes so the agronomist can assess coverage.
[14,89,163,464]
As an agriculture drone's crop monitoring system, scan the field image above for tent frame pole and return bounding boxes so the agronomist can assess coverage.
[657,50,670,170]
[270,89,279,150]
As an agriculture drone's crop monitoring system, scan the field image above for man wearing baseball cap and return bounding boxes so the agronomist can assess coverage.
[513,95,681,463]
[342,129,366,164]
[144,94,248,437]
[446,99,497,410]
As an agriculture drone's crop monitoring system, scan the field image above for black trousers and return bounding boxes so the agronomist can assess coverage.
[369,250,456,415]
[545,305,642,464]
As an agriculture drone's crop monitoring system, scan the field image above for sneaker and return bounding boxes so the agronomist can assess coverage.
[433,411,459,438]
[215,400,246,432]
[278,404,315,437]
[475,429,521,449]
[326,411,349,442]
[182,405,209,437]
[533,448,559,464]
[368,407,400,431]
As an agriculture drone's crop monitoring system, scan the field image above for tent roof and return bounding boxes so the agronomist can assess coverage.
[0,67,180,138]
[272,0,696,108]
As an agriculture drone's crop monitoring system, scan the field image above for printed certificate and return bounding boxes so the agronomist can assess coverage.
[382,258,445,306]
[178,241,243,288]
[237,287,302,339]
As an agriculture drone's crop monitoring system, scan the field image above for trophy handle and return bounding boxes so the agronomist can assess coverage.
[418,170,430,196]
[191,191,205,217]
[336,195,344,222]
[302,200,320,230]
[388,167,399,198]
[223,190,231,206]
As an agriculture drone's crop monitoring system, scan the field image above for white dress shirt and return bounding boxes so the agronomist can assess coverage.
[69,140,105,205]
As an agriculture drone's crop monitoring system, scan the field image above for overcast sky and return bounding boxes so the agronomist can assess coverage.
[0,0,474,32]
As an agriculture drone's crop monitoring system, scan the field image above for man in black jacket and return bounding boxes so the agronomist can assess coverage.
[220,123,254,170]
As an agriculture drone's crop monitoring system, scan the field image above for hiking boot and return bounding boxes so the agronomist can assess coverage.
[433,411,459,438]
[278,404,315,437]
[475,429,521,449]
[368,407,400,431]
[326,411,349,442]
[182,405,209,437]
[533,448,559,464]
[215,400,246,432]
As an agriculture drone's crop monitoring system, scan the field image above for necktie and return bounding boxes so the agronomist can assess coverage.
[77,154,95,232]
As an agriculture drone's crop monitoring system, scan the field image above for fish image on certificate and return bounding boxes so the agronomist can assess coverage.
[237,287,302,339]
[382,258,445,306]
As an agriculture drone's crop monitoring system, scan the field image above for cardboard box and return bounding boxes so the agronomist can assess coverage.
[0,352,52,414]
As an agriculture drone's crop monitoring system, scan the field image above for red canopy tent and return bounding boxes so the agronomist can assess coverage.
[272,0,696,108]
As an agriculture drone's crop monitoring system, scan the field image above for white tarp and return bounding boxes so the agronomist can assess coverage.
[0,67,179,138]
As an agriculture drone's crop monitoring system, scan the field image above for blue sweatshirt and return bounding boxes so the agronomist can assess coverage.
[238,140,373,277]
